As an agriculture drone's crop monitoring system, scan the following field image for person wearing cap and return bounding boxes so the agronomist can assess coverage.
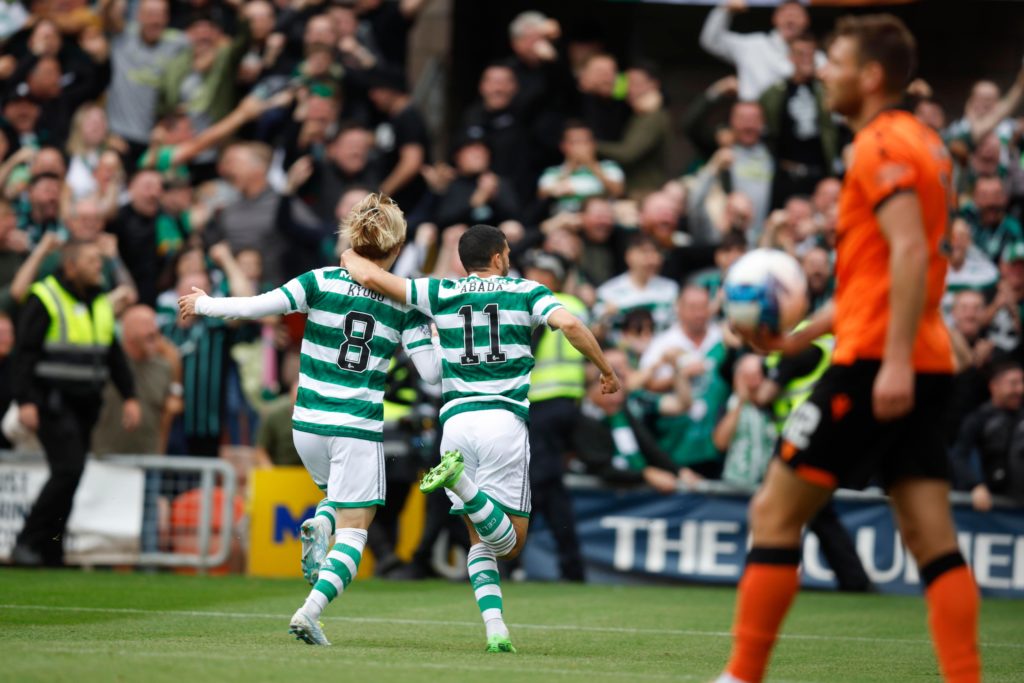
[3,84,40,138]
[3,48,111,150]
[522,249,588,581]
[434,135,520,231]
[367,66,431,223]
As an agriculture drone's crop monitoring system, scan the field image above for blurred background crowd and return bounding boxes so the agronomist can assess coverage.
[1,0,1023,575]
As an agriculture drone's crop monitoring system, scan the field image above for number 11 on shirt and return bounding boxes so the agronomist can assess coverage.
[458,303,507,366]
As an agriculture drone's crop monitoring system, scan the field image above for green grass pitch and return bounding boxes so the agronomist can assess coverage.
[0,569,1020,682]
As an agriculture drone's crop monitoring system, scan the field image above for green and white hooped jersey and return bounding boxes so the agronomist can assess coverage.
[406,274,564,425]
[280,267,433,441]
[594,272,679,337]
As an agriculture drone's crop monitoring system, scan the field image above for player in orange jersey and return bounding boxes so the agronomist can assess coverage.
[715,15,980,683]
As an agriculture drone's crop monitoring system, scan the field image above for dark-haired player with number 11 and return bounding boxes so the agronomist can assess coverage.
[716,14,980,683]
[343,224,620,654]
[178,193,441,647]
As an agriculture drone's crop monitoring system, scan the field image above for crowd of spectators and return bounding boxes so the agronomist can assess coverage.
[1,0,1024,572]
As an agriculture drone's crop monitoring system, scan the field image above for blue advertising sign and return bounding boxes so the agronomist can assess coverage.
[522,487,1024,598]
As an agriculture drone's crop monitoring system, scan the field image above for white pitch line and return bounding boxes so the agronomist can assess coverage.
[10,645,709,682]
[0,603,1021,650]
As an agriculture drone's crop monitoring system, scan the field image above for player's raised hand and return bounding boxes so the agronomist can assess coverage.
[178,286,208,321]
[600,370,621,395]
[872,359,914,421]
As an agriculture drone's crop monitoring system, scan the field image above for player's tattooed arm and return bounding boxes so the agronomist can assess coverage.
[341,249,409,304]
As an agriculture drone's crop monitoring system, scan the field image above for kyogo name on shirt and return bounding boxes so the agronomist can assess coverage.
[347,283,386,302]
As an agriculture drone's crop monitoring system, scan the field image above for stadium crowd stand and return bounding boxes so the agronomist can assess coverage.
[1,0,1022,574]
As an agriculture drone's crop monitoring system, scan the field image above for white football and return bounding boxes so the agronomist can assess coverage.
[722,249,808,337]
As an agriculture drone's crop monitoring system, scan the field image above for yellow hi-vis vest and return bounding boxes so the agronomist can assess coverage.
[382,357,415,423]
[765,330,833,429]
[528,292,587,402]
[29,274,115,390]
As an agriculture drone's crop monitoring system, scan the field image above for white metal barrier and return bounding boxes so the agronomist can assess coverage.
[0,451,238,571]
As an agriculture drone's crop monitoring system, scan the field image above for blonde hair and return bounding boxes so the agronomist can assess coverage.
[66,102,106,157]
[340,192,406,260]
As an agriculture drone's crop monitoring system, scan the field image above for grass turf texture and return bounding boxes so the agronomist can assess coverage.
[0,569,1019,683]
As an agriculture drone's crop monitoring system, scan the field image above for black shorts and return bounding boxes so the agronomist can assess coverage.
[776,359,952,490]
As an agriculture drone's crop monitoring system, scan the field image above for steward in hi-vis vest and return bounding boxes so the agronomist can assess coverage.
[529,291,587,403]
[522,250,587,582]
[10,242,139,567]
[764,327,833,429]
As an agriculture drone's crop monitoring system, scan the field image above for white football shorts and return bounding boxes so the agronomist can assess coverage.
[440,409,531,517]
[292,430,385,507]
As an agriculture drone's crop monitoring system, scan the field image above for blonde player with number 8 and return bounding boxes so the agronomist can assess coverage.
[178,194,440,646]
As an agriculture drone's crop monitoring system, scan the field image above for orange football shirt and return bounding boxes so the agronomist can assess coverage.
[832,110,954,373]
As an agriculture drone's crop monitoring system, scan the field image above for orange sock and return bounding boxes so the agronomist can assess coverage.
[922,553,980,683]
[725,547,801,683]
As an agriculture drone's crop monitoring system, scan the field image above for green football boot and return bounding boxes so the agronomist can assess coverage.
[419,449,464,494]
[485,634,517,653]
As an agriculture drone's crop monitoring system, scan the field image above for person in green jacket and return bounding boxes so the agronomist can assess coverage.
[157,10,251,157]
[596,63,671,197]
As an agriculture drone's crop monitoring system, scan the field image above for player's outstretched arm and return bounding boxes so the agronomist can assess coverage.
[547,308,620,394]
[178,287,291,322]
[341,249,409,304]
